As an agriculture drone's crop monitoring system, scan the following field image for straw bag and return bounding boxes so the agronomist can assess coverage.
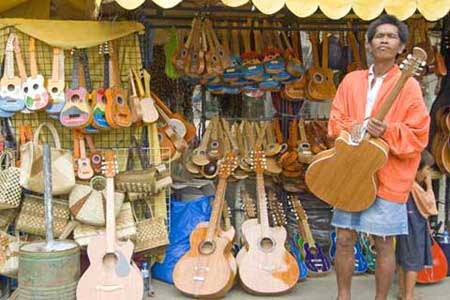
[0,231,20,277]
[19,122,75,195]
[15,194,70,238]
[73,202,136,246]
[69,183,124,226]
[132,199,169,253]
[0,208,19,230]
[0,151,22,210]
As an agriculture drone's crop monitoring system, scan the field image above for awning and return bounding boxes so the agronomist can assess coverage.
[142,0,450,21]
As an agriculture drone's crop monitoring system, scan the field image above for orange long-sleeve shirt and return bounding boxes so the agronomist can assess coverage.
[328,65,430,203]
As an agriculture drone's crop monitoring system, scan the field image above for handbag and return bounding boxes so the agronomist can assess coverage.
[69,182,124,226]
[73,202,137,247]
[0,151,22,210]
[0,231,20,277]
[15,194,70,238]
[19,122,75,195]
[131,199,169,253]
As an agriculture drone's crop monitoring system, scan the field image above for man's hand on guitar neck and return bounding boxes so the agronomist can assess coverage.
[367,118,387,138]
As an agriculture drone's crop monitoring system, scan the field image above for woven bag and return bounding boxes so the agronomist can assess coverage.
[131,199,169,253]
[0,151,22,210]
[69,183,124,226]
[0,231,20,277]
[15,194,70,238]
[0,208,19,230]
[19,122,75,195]
[73,202,136,246]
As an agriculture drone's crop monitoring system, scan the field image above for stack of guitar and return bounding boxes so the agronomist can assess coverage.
[185,116,334,190]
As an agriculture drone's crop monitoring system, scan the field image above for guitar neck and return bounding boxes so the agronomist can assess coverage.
[373,72,408,122]
[71,51,79,89]
[106,176,116,253]
[51,48,60,82]
[13,37,27,80]
[29,37,38,77]
[206,177,227,241]
[256,173,270,234]
[321,33,329,69]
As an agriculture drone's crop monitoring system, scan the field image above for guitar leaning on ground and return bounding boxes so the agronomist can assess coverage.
[173,152,237,299]
[238,146,299,295]
[76,150,143,300]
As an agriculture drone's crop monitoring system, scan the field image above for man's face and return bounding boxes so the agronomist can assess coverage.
[368,24,405,62]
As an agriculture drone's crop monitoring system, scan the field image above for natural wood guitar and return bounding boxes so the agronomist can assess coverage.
[76,150,143,300]
[173,152,237,298]
[238,147,299,295]
[305,48,427,212]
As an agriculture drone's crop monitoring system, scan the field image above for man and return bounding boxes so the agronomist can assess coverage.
[328,15,430,300]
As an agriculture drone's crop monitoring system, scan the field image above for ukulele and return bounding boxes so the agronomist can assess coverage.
[79,48,99,134]
[60,50,92,128]
[24,37,50,111]
[128,69,143,124]
[184,18,205,77]
[291,195,331,276]
[297,119,314,164]
[0,34,24,112]
[92,44,111,130]
[284,31,307,101]
[305,32,336,101]
[76,150,143,300]
[46,48,66,114]
[204,18,224,77]
[14,35,28,115]
[105,41,132,128]
[238,146,299,295]
[140,69,159,123]
[75,131,94,180]
[173,152,237,298]
[172,18,196,75]
[305,47,427,212]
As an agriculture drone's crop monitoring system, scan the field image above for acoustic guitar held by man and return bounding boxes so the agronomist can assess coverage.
[327,15,430,300]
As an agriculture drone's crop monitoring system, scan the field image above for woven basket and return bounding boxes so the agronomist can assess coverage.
[74,202,136,247]
[0,151,22,210]
[0,231,20,277]
[15,194,70,238]
[0,208,19,230]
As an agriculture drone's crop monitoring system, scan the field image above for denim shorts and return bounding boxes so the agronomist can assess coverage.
[331,197,408,236]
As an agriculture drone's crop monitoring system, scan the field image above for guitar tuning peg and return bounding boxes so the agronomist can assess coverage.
[421,61,426,67]
[407,54,412,59]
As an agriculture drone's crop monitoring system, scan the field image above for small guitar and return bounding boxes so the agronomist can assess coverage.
[358,233,376,273]
[60,50,92,128]
[0,34,24,112]
[329,230,368,274]
[305,32,336,102]
[172,18,196,75]
[46,48,66,114]
[128,69,143,124]
[79,48,99,134]
[291,195,331,276]
[105,41,132,128]
[75,131,94,180]
[173,152,237,298]
[238,147,299,295]
[92,44,110,130]
[24,37,50,111]
[140,69,159,123]
[76,150,143,300]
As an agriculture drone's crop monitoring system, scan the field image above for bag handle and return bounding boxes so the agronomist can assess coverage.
[0,150,14,170]
[33,122,61,148]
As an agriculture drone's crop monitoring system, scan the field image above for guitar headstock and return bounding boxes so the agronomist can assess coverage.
[268,190,287,226]
[102,150,118,178]
[290,194,307,222]
[399,47,427,78]
[250,146,266,174]
[218,152,238,179]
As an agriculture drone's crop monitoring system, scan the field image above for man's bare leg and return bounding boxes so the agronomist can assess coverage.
[403,270,417,300]
[374,236,396,300]
[397,266,405,299]
[335,228,357,300]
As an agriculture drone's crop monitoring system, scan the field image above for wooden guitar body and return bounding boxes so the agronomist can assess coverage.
[105,86,132,128]
[46,79,65,114]
[76,234,143,300]
[305,131,388,212]
[0,76,24,112]
[173,225,235,298]
[305,66,336,101]
[92,88,110,129]
[24,74,50,110]
[238,218,299,295]
[60,87,92,128]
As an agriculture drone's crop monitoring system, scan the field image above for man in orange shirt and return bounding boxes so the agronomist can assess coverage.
[328,15,430,300]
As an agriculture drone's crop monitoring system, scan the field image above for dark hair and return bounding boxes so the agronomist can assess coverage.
[418,150,435,170]
[367,14,409,44]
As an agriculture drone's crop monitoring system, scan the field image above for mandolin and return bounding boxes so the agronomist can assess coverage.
[305,47,427,212]
[60,50,92,128]
[76,150,143,300]
[24,37,50,111]
[0,34,24,113]
[105,41,132,128]
[173,152,237,298]
[238,146,299,295]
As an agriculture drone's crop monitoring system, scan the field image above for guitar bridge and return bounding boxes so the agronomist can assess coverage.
[193,276,205,282]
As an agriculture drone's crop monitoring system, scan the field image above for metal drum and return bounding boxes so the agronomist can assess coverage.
[18,240,80,300]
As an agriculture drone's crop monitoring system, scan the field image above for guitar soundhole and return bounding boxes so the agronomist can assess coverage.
[117,96,124,105]
[7,84,15,91]
[203,162,217,176]
[103,253,118,268]
[33,84,39,90]
[71,94,80,102]
[69,114,80,118]
[313,72,324,83]
[101,96,107,104]
[279,143,288,154]
[260,237,275,251]
[51,87,59,93]
[91,154,102,164]
[199,240,216,255]
[210,141,219,149]
[23,86,28,93]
